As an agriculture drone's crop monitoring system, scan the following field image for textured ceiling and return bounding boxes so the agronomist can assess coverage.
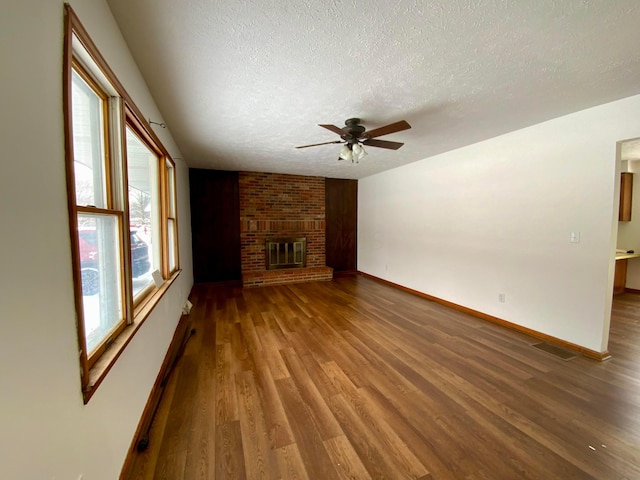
[106,0,640,179]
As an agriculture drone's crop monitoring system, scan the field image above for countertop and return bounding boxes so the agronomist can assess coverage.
[615,253,640,260]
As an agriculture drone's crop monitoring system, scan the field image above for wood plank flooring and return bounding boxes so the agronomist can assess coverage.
[125,275,640,479]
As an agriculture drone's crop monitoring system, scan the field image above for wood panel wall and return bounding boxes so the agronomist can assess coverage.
[325,178,358,272]
[189,169,241,283]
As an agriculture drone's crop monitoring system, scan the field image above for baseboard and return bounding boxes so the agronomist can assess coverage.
[195,279,243,287]
[624,287,640,295]
[358,271,611,362]
[332,270,358,277]
[119,312,194,479]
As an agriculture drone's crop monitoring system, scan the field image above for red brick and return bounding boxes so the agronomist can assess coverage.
[239,171,330,285]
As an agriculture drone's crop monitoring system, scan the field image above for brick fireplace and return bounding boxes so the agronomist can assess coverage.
[239,172,333,287]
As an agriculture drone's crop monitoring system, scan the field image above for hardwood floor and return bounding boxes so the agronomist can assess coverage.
[125,276,640,479]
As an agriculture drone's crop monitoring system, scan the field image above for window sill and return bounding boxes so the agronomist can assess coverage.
[83,269,182,403]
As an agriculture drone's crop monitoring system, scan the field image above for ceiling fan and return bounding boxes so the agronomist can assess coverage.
[295,118,411,163]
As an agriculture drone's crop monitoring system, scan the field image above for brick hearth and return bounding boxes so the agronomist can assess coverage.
[242,266,333,287]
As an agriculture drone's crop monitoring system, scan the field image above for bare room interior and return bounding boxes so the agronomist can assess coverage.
[2,1,640,479]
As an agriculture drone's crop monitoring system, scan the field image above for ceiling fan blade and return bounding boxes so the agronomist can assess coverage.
[295,140,343,149]
[364,120,411,139]
[318,124,344,135]
[362,138,404,150]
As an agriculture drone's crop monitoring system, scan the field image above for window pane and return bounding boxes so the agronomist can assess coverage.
[72,70,107,208]
[78,214,124,354]
[166,161,178,272]
[166,161,176,217]
[126,127,159,298]
[168,218,176,272]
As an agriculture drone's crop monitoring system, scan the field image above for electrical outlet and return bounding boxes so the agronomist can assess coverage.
[498,293,506,303]
[570,231,580,243]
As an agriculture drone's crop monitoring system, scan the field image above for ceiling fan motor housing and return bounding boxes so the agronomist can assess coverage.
[342,118,367,144]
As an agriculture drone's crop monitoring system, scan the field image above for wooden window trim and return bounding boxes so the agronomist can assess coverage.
[163,161,180,276]
[85,271,181,402]
[126,109,180,281]
[122,119,160,309]
[161,167,180,278]
[64,4,181,403]
[71,61,114,209]
[67,58,128,375]
[76,209,128,370]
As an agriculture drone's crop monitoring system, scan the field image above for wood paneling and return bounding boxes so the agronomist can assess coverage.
[189,169,241,283]
[619,172,633,221]
[325,178,357,272]
[124,277,640,479]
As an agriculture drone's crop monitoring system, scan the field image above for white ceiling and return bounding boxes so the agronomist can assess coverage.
[106,0,640,180]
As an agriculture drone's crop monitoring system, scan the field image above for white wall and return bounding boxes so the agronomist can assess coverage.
[359,95,640,354]
[0,1,193,479]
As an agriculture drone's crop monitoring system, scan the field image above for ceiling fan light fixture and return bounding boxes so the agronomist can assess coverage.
[339,144,353,162]
[352,143,367,163]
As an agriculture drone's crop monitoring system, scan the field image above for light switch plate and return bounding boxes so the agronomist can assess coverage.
[570,232,580,243]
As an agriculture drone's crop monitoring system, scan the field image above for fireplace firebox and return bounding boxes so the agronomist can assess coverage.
[265,238,306,270]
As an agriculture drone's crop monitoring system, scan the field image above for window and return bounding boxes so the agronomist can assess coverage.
[125,124,160,300]
[64,6,180,402]
[165,161,179,274]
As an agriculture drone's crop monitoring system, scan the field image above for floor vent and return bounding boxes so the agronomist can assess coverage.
[531,342,576,360]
